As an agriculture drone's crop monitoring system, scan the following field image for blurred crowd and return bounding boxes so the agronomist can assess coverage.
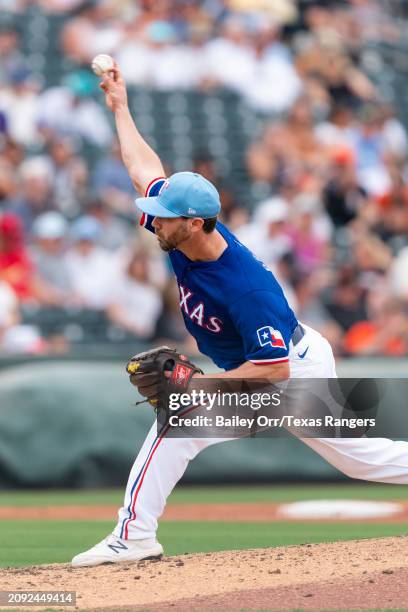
[0,0,408,357]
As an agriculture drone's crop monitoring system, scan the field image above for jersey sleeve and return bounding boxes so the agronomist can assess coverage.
[229,290,293,364]
[139,177,166,234]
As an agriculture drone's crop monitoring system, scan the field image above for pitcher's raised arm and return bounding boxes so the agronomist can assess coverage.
[100,61,165,195]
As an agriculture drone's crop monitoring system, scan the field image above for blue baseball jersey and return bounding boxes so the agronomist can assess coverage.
[140,178,298,371]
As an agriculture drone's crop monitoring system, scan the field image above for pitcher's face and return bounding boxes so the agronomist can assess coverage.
[151,216,193,252]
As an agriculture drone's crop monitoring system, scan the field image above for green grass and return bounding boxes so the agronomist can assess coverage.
[0,519,407,568]
[0,483,408,507]
[1,484,407,570]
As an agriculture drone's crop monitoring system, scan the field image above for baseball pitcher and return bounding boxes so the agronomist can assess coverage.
[72,63,408,567]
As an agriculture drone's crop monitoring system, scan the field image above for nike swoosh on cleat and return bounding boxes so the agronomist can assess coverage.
[298,347,309,359]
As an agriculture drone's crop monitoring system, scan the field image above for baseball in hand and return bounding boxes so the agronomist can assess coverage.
[91,54,115,77]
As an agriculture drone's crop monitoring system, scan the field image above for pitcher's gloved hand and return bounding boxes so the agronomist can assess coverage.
[126,346,203,409]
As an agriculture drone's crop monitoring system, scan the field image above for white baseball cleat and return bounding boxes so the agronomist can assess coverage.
[71,533,163,567]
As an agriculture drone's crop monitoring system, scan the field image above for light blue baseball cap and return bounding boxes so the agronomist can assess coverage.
[135,172,221,219]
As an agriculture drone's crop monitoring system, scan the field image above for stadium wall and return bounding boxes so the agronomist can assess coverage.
[0,357,406,488]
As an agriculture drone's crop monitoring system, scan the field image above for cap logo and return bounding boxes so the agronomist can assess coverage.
[188,207,197,215]
[159,180,170,195]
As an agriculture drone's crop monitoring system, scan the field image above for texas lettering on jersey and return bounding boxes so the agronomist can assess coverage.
[179,284,223,333]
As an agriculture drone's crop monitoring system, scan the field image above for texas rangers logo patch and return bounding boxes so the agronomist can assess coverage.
[257,326,286,349]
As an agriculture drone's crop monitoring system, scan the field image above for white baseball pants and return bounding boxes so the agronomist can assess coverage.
[114,324,408,540]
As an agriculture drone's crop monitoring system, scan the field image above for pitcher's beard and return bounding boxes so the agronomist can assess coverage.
[156,225,190,252]
[157,235,178,252]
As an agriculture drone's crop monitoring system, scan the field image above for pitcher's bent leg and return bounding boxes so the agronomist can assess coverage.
[114,422,222,540]
[304,437,408,484]
[293,328,408,484]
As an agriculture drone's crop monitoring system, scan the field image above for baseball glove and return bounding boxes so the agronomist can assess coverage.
[126,346,203,410]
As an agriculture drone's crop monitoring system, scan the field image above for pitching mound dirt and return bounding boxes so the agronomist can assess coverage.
[2,536,408,611]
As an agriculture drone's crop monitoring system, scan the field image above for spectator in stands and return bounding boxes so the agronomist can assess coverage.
[246,121,285,185]
[325,266,367,333]
[5,155,54,232]
[352,230,393,276]
[37,70,113,147]
[0,280,47,355]
[295,25,376,107]
[323,148,368,227]
[293,191,332,237]
[315,104,354,150]
[184,19,213,88]
[0,222,47,354]
[131,228,169,291]
[0,279,19,343]
[375,173,408,244]
[0,0,30,13]
[119,20,203,90]
[236,196,292,270]
[85,198,132,251]
[48,137,88,218]
[243,20,302,113]
[228,0,297,24]
[107,248,163,340]
[0,212,35,301]
[0,66,41,147]
[293,273,342,354]
[115,21,152,87]
[284,95,329,168]
[91,139,135,213]
[0,22,25,86]
[60,0,123,64]
[348,103,392,197]
[247,96,329,189]
[204,15,301,112]
[38,0,91,14]
[64,215,118,309]
[344,295,408,357]
[390,245,408,302]
[288,194,330,274]
[0,135,24,167]
[0,146,19,204]
[29,211,74,306]
[380,104,408,161]
[203,15,254,94]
